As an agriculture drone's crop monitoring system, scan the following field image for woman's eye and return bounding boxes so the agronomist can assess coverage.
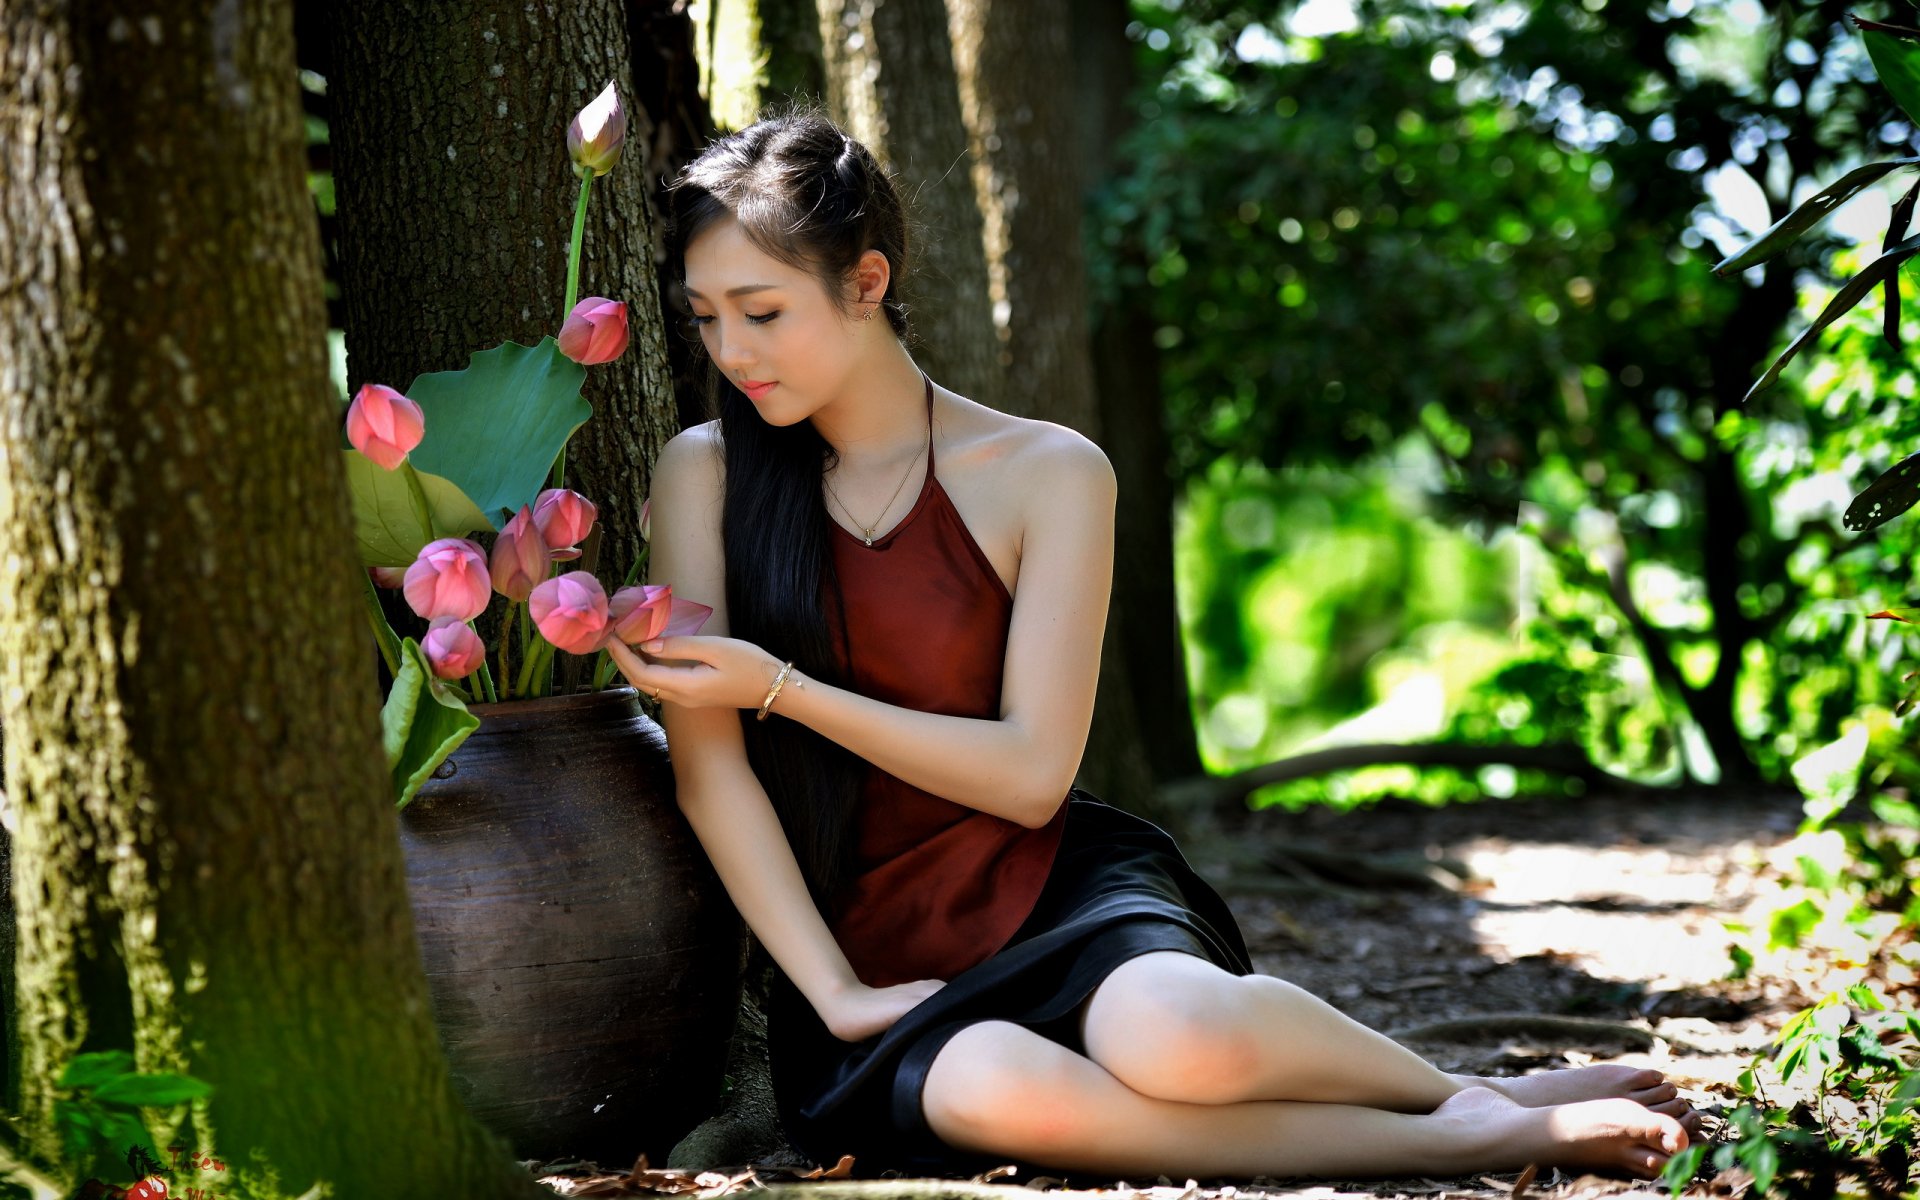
[685,312,779,326]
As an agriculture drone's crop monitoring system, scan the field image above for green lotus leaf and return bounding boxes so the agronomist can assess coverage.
[344,451,493,567]
[405,337,592,530]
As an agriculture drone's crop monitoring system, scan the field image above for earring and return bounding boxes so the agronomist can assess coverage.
[863,301,877,322]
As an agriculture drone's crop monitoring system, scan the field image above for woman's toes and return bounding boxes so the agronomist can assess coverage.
[1630,1081,1678,1104]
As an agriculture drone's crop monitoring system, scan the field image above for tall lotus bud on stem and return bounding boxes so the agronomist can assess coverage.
[608,584,712,645]
[532,488,598,559]
[556,298,628,366]
[529,571,611,654]
[345,383,424,470]
[567,80,626,178]
[490,505,548,601]
[403,538,492,622]
[422,618,486,680]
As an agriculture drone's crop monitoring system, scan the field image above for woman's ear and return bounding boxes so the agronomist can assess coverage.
[855,248,891,306]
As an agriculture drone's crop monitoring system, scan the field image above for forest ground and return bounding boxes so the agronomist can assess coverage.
[534,785,1830,1200]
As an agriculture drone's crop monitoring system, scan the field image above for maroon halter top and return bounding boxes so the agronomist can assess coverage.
[821,374,1069,989]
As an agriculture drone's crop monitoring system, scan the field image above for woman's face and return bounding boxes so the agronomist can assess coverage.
[682,215,863,426]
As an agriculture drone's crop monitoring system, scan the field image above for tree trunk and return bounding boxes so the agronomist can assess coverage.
[942,0,1171,830]
[1071,0,1204,786]
[324,0,679,684]
[810,0,1001,410]
[0,2,547,1194]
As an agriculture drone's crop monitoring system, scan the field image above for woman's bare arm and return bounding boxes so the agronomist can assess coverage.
[770,428,1112,827]
[644,425,864,1019]
[622,424,1116,831]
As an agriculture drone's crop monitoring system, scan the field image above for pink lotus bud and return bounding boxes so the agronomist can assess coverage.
[529,570,610,655]
[490,505,548,602]
[422,617,486,680]
[403,538,491,622]
[566,80,626,178]
[345,383,424,471]
[608,584,712,645]
[557,297,629,365]
[532,488,598,557]
[638,498,651,542]
[368,565,408,589]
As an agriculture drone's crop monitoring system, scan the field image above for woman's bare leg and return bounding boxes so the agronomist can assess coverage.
[1075,953,1699,1130]
[920,1020,1689,1181]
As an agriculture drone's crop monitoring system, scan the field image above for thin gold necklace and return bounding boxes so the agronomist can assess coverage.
[826,425,930,546]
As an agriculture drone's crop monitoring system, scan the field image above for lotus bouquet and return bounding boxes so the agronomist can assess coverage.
[346,80,708,807]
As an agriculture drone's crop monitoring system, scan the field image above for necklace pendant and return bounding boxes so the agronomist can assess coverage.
[863,535,874,546]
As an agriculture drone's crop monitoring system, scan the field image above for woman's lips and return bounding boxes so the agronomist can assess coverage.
[740,380,777,400]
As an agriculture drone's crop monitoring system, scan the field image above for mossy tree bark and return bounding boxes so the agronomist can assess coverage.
[0,1,548,1194]
[318,0,679,684]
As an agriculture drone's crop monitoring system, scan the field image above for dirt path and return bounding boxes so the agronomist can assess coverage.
[539,788,1821,1199]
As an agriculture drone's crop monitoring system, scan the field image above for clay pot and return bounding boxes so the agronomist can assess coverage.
[399,686,745,1165]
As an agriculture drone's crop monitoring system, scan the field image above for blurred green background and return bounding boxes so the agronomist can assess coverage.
[1097,0,1920,810]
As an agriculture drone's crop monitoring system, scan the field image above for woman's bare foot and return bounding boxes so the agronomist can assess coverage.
[1436,1085,1690,1180]
[1465,1065,1705,1138]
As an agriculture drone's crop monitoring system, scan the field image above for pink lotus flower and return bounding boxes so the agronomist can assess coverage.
[368,565,408,589]
[557,297,628,365]
[533,488,597,559]
[567,80,626,178]
[422,617,485,680]
[490,504,548,602]
[345,383,424,471]
[607,584,712,645]
[403,538,491,622]
[529,571,610,654]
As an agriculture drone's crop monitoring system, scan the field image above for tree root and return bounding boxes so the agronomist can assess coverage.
[1385,1012,1706,1054]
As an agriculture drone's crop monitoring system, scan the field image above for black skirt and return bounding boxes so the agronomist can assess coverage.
[765,789,1256,1178]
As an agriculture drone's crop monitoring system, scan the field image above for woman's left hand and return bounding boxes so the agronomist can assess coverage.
[605,635,785,711]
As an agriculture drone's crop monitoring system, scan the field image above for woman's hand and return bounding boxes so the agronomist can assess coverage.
[822,978,949,1043]
[605,635,784,711]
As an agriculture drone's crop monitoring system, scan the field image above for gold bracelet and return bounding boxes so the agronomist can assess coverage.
[757,660,796,721]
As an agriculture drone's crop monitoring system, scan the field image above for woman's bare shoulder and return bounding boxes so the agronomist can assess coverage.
[656,418,726,489]
[941,393,1109,472]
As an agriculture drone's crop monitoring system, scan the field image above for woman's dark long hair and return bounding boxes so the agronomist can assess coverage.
[663,103,914,922]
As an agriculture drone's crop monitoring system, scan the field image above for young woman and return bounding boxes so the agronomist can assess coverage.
[606,107,1703,1184]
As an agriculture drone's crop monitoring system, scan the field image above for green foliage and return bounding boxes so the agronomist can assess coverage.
[342,453,492,568]
[1109,0,1920,796]
[381,636,480,809]
[402,337,591,532]
[53,1051,209,1187]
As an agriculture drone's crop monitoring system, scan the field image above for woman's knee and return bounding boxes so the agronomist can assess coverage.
[921,1020,1099,1149]
[1083,967,1267,1102]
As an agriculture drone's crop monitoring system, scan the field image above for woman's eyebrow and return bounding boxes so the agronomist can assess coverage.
[682,283,782,299]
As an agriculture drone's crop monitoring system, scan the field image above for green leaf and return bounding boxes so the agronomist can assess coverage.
[56,1051,134,1091]
[404,338,592,531]
[1865,26,1920,129]
[1840,1025,1907,1073]
[1767,897,1824,951]
[381,637,481,809]
[1845,454,1920,533]
[88,1109,159,1169]
[88,1072,212,1109]
[343,451,493,568]
[1744,1137,1779,1196]
[1745,234,1920,403]
[1658,1143,1705,1196]
[1726,943,1754,980]
[1713,159,1920,275]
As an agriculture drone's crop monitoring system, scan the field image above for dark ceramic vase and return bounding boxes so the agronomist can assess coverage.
[398,686,745,1165]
